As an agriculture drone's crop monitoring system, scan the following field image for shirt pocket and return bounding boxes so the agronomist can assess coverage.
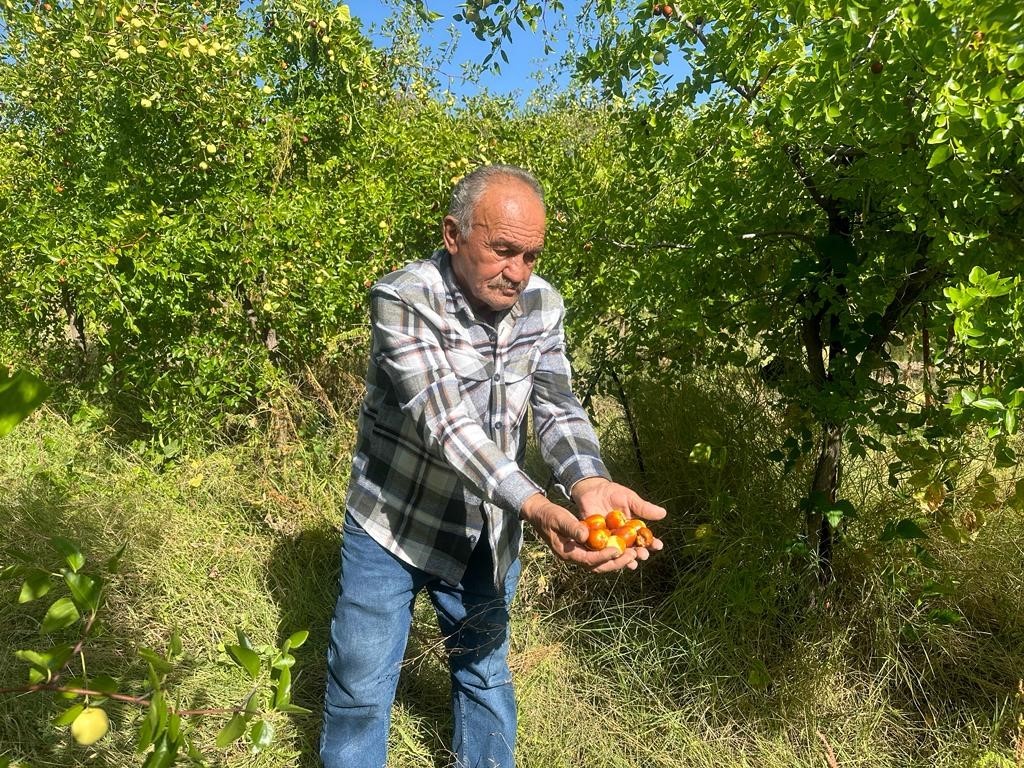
[503,347,541,384]
[503,347,541,428]
[446,346,493,385]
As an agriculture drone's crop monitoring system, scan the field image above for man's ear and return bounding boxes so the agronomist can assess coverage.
[442,216,460,253]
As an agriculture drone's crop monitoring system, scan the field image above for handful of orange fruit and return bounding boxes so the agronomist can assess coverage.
[582,509,655,556]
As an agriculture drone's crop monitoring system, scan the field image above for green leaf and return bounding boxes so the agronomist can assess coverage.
[0,369,51,437]
[926,144,951,169]
[167,710,182,743]
[227,644,261,679]
[824,499,857,529]
[16,644,73,679]
[141,734,175,768]
[18,569,53,603]
[54,703,86,726]
[746,659,771,689]
[64,571,101,612]
[216,713,249,749]
[880,519,929,541]
[168,629,182,661]
[91,674,119,695]
[51,537,85,573]
[274,665,292,709]
[105,541,128,574]
[926,608,962,625]
[249,719,275,753]
[271,653,295,670]
[285,629,309,650]
[146,662,161,691]
[138,688,166,754]
[41,597,80,634]
[277,702,313,714]
[138,648,173,674]
[970,397,1004,411]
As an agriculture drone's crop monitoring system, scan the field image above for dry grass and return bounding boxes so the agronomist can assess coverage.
[1,372,1022,767]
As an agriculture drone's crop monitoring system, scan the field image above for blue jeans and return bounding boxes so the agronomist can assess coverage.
[320,514,521,768]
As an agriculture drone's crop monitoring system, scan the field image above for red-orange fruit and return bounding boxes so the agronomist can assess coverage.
[587,527,610,551]
[606,534,627,556]
[605,508,629,530]
[612,525,638,548]
[635,526,655,548]
[583,514,608,532]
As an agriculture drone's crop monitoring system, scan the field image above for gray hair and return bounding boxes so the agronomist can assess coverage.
[447,164,545,235]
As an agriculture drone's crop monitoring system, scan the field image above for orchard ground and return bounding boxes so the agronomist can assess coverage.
[2,368,1022,768]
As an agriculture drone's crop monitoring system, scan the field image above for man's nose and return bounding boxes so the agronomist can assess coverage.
[504,254,532,283]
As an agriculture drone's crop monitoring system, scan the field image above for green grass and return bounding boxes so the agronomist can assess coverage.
[1,371,1022,767]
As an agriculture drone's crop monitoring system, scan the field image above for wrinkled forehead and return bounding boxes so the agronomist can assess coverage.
[471,181,546,237]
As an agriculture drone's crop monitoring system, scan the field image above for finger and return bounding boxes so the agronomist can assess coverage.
[628,498,667,521]
[546,507,588,544]
[558,542,619,568]
[591,548,637,574]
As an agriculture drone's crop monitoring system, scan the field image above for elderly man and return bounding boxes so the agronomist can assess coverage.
[320,165,665,768]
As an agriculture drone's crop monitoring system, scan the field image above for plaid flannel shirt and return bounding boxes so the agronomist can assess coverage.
[345,249,610,587]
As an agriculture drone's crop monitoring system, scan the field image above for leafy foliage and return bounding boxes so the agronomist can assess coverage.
[462,0,1024,566]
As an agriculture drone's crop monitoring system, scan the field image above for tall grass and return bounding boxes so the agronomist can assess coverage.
[1,369,1021,767]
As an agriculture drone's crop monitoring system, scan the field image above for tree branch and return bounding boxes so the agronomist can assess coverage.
[861,236,941,363]
[740,230,817,247]
[0,682,248,718]
[802,310,829,386]
[784,144,839,220]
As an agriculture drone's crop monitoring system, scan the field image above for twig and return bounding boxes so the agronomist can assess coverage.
[0,682,246,717]
[816,730,841,768]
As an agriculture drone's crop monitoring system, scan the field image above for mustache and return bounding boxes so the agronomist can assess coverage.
[488,276,524,291]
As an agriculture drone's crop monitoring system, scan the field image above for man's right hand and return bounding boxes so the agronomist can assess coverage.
[519,493,642,573]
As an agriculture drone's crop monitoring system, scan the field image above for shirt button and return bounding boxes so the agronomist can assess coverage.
[493,422,503,430]
[492,373,501,382]
[469,534,478,545]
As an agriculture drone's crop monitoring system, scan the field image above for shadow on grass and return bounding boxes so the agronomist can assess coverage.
[0,473,165,767]
[266,527,479,768]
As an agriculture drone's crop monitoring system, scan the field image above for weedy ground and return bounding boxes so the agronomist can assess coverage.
[0,371,1021,767]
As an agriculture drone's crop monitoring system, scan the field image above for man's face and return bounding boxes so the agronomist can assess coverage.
[442,179,545,314]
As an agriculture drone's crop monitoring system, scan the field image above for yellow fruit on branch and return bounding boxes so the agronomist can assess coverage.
[70,706,109,746]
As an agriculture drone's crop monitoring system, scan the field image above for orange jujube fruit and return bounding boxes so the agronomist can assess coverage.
[612,525,638,547]
[586,527,611,551]
[605,508,629,530]
[606,534,627,556]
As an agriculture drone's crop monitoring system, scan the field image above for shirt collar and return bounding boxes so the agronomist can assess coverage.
[433,249,524,327]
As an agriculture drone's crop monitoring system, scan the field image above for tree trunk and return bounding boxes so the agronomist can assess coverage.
[236,281,279,357]
[807,421,842,584]
[608,368,647,482]
[60,286,86,354]
[921,304,932,407]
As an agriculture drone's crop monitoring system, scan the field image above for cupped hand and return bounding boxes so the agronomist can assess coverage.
[571,478,668,555]
[520,493,643,573]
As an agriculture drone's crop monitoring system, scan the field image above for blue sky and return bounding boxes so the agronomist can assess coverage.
[350,2,573,102]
